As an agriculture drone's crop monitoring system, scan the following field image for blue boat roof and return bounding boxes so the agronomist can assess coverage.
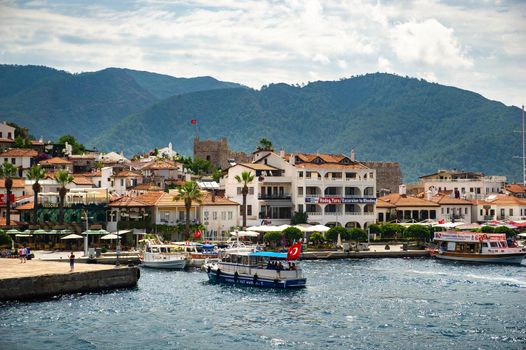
[249,251,287,258]
[202,244,215,249]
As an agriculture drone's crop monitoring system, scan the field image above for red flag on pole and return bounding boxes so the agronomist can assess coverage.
[193,229,201,239]
[191,119,197,125]
[286,242,302,261]
[438,219,445,224]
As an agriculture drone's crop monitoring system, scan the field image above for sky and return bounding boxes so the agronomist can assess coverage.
[0,0,525,107]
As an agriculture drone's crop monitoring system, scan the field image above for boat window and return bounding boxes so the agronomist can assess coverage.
[152,247,159,253]
[160,247,166,253]
[500,241,508,248]
[490,242,498,247]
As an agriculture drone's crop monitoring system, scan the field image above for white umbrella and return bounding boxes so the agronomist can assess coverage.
[517,233,526,238]
[247,225,284,232]
[276,224,291,231]
[433,222,463,228]
[310,224,331,232]
[101,233,121,240]
[61,233,84,240]
[293,224,312,232]
[230,231,260,237]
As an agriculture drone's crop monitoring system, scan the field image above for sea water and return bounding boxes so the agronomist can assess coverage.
[1,259,525,349]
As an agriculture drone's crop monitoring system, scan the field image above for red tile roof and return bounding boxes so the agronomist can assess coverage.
[141,160,179,170]
[112,170,143,178]
[0,148,38,157]
[72,176,94,186]
[378,193,439,207]
[39,157,72,165]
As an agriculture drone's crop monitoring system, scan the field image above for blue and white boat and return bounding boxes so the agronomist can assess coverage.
[203,251,306,289]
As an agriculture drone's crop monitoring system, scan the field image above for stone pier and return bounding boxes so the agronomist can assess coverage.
[0,259,140,301]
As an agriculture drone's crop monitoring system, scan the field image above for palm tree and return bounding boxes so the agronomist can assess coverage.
[0,162,18,226]
[173,181,203,240]
[27,165,46,225]
[235,171,255,228]
[54,170,74,224]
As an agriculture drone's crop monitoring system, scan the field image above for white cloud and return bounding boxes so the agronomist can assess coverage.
[0,0,524,106]
[390,18,472,68]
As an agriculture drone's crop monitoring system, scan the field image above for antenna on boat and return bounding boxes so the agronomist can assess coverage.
[513,105,526,185]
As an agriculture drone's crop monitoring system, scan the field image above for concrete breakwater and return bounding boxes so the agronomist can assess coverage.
[0,260,140,301]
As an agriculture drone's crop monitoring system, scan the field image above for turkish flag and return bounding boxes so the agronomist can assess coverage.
[438,219,445,224]
[286,242,302,261]
[191,119,197,125]
[193,229,201,239]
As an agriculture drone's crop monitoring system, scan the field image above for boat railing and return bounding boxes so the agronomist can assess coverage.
[218,262,303,279]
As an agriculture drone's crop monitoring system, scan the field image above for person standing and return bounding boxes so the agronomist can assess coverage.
[69,252,75,272]
[21,246,27,263]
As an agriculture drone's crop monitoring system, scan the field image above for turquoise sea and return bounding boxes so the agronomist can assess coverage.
[1,258,525,349]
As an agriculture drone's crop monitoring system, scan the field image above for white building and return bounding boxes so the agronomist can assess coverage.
[420,169,506,200]
[223,150,377,229]
[0,148,38,176]
[472,194,526,222]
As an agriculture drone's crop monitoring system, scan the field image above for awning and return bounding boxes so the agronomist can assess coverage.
[61,234,84,240]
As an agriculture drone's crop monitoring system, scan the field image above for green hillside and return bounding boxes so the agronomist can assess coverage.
[92,73,522,182]
[0,65,243,143]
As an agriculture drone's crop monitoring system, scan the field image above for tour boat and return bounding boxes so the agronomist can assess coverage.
[433,231,526,264]
[140,243,187,269]
[203,243,306,289]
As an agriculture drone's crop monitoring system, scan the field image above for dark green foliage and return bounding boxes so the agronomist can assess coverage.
[0,65,242,148]
[481,226,495,233]
[264,231,282,247]
[58,135,86,154]
[325,226,350,242]
[309,232,324,245]
[290,211,308,225]
[403,225,432,243]
[0,231,12,247]
[493,226,516,238]
[381,223,404,239]
[2,67,522,181]
[368,223,382,234]
[349,228,368,242]
[282,227,303,244]
[13,136,32,148]
[257,138,274,151]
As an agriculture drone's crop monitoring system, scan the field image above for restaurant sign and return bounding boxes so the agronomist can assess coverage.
[305,197,376,204]
[0,194,15,205]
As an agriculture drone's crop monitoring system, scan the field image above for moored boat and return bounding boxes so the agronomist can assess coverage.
[203,243,306,289]
[434,231,526,264]
[141,243,187,269]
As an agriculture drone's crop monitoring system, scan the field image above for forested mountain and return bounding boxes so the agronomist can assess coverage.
[92,73,522,182]
[0,65,243,142]
[1,65,521,181]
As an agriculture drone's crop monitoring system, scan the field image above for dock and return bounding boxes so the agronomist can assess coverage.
[0,259,140,302]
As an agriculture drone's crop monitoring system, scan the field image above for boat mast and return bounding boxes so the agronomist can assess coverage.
[523,105,525,185]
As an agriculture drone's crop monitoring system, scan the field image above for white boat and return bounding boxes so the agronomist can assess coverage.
[141,243,187,269]
[203,250,306,289]
[433,231,526,264]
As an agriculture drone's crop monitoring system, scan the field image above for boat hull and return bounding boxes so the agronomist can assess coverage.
[141,259,187,269]
[206,270,306,289]
[435,252,526,264]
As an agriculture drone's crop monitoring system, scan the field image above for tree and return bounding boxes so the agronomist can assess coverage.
[381,223,404,239]
[173,181,203,240]
[0,162,18,226]
[27,165,46,225]
[13,136,31,148]
[325,226,350,242]
[54,170,74,224]
[494,225,516,238]
[234,171,255,228]
[291,211,308,225]
[309,232,324,245]
[349,228,368,250]
[282,227,303,245]
[57,135,86,155]
[190,158,213,176]
[264,231,282,248]
[480,226,495,233]
[256,138,274,151]
[403,225,432,244]
[368,223,382,235]
[212,169,222,183]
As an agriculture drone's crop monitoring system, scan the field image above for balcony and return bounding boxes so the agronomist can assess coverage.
[259,176,291,183]
[258,194,292,200]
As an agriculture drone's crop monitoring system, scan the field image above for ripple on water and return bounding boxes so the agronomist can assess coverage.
[0,259,525,349]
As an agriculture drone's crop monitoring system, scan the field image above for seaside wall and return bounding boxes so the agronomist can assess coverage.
[0,267,140,301]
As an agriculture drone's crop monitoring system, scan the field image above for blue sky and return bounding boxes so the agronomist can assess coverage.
[1,0,524,107]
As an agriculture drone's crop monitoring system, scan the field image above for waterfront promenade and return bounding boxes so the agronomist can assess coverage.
[0,258,140,301]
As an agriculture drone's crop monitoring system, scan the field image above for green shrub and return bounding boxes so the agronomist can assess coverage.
[325,226,350,242]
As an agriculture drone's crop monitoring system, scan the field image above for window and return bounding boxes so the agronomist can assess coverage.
[228,211,232,220]
[298,204,303,212]
[0,132,2,138]
[500,209,505,217]
[298,171,303,178]
[441,208,444,214]
[7,132,12,139]
[221,211,226,220]
[120,179,124,186]
[213,211,217,220]
[98,181,101,187]
[237,187,242,195]
[470,187,474,193]
[247,205,252,216]
[204,211,209,219]
[446,208,450,214]
[510,209,513,216]
[11,158,15,164]
[297,187,303,196]
[480,209,483,216]
[465,208,468,214]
